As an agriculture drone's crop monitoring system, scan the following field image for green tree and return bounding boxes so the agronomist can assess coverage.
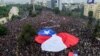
[87,11,94,27]
[93,20,100,39]
[53,7,60,14]
[11,15,21,20]
[88,11,93,17]
[18,24,36,46]
[0,24,8,36]
[0,6,11,18]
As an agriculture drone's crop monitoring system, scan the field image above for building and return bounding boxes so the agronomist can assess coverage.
[46,0,60,9]
[31,0,47,7]
[0,0,6,7]
[46,0,59,9]
[50,0,83,11]
[84,0,100,19]
[84,3,100,19]
[62,3,83,11]
[49,0,74,10]
[95,4,100,19]
[47,1,52,8]
[31,0,83,11]
[84,4,96,17]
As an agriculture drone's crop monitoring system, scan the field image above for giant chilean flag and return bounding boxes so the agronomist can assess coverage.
[87,0,94,4]
[35,28,79,52]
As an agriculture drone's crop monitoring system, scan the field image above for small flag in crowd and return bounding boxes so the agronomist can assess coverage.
[68,51,78,56]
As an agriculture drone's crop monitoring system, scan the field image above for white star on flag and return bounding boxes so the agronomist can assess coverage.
[44,30,50,35]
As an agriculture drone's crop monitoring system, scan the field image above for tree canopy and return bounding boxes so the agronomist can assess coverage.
[0,24,8,36]
[18,24,36,46]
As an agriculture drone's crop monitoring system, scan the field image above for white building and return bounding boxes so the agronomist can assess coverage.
[84,3,100,19]
[83,0,100,19]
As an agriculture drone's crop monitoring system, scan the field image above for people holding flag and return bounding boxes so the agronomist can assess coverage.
[35,28,79,56]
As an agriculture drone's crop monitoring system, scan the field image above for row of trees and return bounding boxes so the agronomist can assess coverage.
[52,5,84,18]
[0,6,11,18]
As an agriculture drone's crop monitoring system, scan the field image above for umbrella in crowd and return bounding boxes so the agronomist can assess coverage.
[35,28,79,53]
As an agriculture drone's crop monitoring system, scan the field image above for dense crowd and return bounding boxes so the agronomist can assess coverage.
[0,10,100,56]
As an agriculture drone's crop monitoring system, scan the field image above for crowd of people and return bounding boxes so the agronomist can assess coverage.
[0,9,100,56]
